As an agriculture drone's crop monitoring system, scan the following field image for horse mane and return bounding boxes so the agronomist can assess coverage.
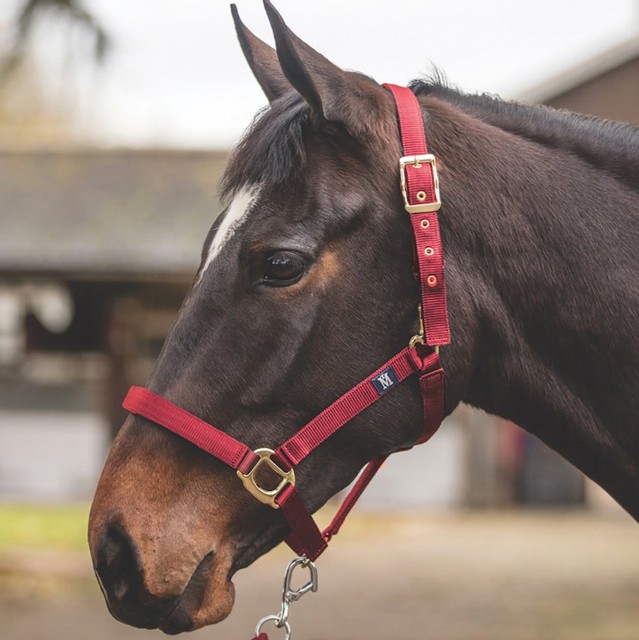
[411,79,639,194]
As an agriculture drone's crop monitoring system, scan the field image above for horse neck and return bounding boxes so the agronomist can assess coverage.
[426,97,639,518]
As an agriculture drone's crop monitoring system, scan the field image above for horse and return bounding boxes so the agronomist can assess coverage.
[88,0,639,634]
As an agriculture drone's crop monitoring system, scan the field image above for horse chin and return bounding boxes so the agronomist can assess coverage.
[159,546,236,634]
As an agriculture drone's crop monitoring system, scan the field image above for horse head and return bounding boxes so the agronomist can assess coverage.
[88,2,473,633]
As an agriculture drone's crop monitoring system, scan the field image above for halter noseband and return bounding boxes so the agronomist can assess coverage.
[122,84,450,562]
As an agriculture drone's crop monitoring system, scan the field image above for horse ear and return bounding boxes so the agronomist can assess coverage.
[231,4,292,102]
[263,0,386,137]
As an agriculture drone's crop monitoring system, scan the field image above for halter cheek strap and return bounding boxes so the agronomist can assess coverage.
[122,84,450,562]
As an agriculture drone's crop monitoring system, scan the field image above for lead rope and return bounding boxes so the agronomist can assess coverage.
[250,556,319,640]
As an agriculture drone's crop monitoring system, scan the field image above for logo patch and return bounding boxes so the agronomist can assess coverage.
[371,367,399,395]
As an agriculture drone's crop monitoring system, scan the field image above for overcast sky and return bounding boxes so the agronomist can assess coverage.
[5,0,639,147]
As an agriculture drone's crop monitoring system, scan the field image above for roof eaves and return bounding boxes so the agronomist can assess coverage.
[517,35,639,105]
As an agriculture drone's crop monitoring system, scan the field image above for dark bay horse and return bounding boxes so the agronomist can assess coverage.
[88,1,639,634]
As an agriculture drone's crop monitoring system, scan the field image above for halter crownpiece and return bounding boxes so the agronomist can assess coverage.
[385,83,451,348]
[122,85,451,637]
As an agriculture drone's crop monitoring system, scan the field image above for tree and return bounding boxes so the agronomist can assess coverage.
[0,57,74,145]
[4,0,110,75]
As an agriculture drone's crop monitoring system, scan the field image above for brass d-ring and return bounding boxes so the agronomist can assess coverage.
[236,448,295,509]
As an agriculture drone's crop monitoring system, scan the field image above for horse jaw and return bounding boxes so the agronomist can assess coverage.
[159,545,236,633]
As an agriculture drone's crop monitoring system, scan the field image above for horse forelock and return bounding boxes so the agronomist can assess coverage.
[220,92,310,200]
[219,76,396,204]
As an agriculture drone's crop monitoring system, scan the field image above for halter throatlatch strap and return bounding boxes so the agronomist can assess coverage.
[121,84,451,563]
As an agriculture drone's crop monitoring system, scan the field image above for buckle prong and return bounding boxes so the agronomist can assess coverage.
[399,153,441,213]
[408,304,439,354]
[409,303,425,348]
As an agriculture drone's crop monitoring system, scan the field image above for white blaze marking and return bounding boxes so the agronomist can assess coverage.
[197,184,261,284]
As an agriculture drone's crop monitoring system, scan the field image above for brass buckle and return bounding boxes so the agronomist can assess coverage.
[236,448,296,509]
[399,154,441,213]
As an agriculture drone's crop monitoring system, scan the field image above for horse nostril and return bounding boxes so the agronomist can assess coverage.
[92,521,181,629]
[103,526,127,566]
[95,524,141,602]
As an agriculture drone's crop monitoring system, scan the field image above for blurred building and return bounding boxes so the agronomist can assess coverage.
[1,36,638,504]
[0,150,226,499]
[520,36,639,123]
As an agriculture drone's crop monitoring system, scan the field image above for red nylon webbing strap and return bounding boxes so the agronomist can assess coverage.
[384,84,436,205]
[323,454,387,540]
[409,212,450,345]
[417,365,445,445]
[317,349,443,549]
[123,386,257,473]
[383,83,451,347]
[276,347,422,468]
[276,485,328,560]
[275,348,444,560]
[274,456,390,561]
[274,347,442,560]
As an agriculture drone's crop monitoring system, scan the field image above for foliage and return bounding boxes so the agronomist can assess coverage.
[0,504,89,551]
[3,0,110,76]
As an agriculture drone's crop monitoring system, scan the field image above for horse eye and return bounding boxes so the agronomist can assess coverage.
[261,251,306,286]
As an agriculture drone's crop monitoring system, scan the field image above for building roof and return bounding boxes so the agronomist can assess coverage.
[518,36,639,104]
[0,149,228,279]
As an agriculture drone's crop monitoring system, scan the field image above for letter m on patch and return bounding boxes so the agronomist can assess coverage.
[371,367,399,395]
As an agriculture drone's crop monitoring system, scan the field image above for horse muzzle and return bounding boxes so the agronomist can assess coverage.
[90,515,236,633]
[87,414,245,633]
